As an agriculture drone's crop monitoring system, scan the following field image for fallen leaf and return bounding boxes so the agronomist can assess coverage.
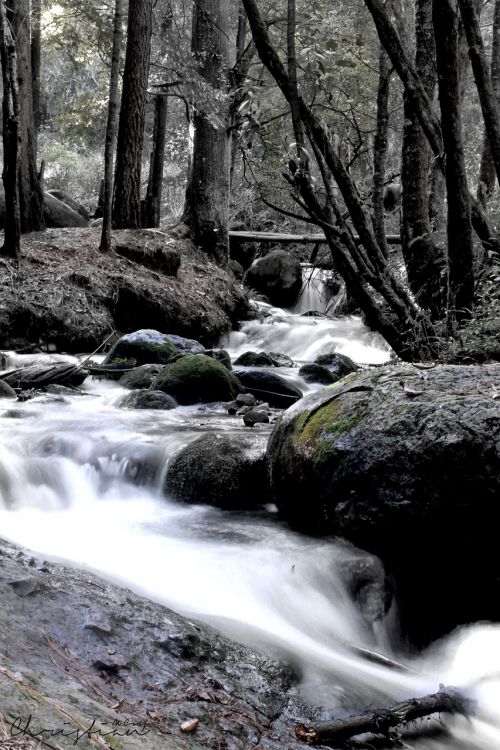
[181,718,199,734]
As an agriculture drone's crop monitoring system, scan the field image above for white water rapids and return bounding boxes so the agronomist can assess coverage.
[1,296,500,748]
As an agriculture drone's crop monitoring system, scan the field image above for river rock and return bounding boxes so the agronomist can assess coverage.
[165,433,269,509]
[202,348,232,370]
[337,545,392,626]
[0,379,16,398]
[244,250,302,307]
[163,334,205,353]
[104,330,178,367]
[314,352,358,378]
[298,363,338,385]
[267,363,500,644]
[154,354,240,405]
[243,408,270,427]
[234,350,276,367]
[119,364,164,389]
[0,540,304,750]
[267,352,294,367]
[119,390,176,410]
[234,368,302,409]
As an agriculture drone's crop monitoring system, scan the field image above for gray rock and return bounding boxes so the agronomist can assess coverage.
[236,392,257,407]
[202,348,232,370]
[120,364,164,390]
[314,352,358,378]
[244,250,302,307]
[267,363,500,643]
[115,241,181,276]
[0,379,17,398]
[243,409,270,427]
[298,363,338,385]
[234,351,275,367]
[267,352,294,367]
[234,368,302,409]
[119,389,176,410]
[165,433,269,509]
[104,330,178,367]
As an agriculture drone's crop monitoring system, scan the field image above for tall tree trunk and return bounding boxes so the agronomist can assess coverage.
[112,0,154,229]
[0,0,20,258]
[458,0,500,191]
[31,0,41,154]
[8,0,44,233]
[401,0,444,315]
[142,94,168,228]
[477,0,500,206]
[372,45,391,258]
[100,0,125,252]
[433,0,474,318]
[182,0,230,265]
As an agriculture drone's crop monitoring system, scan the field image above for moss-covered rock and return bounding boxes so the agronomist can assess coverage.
[267,363,500,644]
[165,433,269,509]
[104,329,178,366]
[119,364,164,390]
[118,389,176,410]
[154,354,240,405]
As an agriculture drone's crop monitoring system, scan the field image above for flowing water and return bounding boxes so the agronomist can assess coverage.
[0,304,499,748]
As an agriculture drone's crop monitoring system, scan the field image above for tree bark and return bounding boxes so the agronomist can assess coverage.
[0,0,20,259]
[372,44,392,258]
[182,0,230,265]
[458,0,500,194]
[31,0,41,151]
[433,0,475,317]
[100,0,125,251]
[142,95,168,228]
[112,0,154,229]
[477,0,500,206]
[8,0,44,233]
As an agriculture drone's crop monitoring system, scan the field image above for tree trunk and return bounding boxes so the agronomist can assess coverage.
[182,0,230,265]
[477,0,500,206]
[142,95,168,228]
[8,0,44,234]
[401,0,444,315]
[0,0,20,259]
[433,0,475,318]
[112,0,154,229]
[372,44,392,258]
[100,0,125,252]
[458,0,500,189]
[31,0,41,152]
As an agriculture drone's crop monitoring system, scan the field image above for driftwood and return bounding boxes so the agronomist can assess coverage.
[295,688,473,746]
[229,230,401,245]
[0,363,86,389]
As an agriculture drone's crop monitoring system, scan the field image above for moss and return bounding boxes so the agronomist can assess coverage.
[294,394,368,464]
[155,354,240,404]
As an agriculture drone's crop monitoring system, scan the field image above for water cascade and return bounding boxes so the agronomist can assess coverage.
[0,310,499,749]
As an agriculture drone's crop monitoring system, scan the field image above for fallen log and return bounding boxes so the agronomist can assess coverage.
[0,363,86,389]
[295,688,473,746]
[229,230,401,245]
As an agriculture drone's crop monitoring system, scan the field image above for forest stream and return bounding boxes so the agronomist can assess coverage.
[0,275,499,749]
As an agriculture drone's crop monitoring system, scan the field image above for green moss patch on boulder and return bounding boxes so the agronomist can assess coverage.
[104,330,177,367]
[154,354,241,405]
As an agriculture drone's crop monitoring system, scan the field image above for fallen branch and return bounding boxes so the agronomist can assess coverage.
[295,687,473,746]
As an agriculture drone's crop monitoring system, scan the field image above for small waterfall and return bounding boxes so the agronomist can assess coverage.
[288,265,341,315]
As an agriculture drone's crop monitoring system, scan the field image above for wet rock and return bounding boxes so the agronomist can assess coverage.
[243,409,270,427]
[203,348,232,370]
[244,250,302,307]
[268,352,294,367]
[165,433,269,509]
[299,363,338,385]
[118,389,176,410]
[234,350,275,367]
[234,368,302,409]
[163,334,205,353]
[120,364,164,390]
[337,547,392,626]
[236,392,257,407]
[104,330,178,367]
[0,380,16,398]
[229,236,257,270]
[8,578,40,597]
[267,363,500,644]
[314,352,358,378]
[154,354,240,405]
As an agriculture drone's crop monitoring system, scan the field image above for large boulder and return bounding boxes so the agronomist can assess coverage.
[154,354,240,405]
[267,364,500,644]
[104,330,177,366]
[165,433,269,509]
[244,250,302,307]
[234,368,302,409]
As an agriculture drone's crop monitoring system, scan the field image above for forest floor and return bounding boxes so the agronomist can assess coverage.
[0,228,249,354]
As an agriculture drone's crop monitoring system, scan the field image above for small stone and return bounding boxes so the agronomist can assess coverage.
[236,392,256,407]
[8,578,39,597]
[243,409,270,427]
[180,719,199,734]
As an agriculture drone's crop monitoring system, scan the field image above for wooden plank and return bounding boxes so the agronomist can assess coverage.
[229,230,401,244]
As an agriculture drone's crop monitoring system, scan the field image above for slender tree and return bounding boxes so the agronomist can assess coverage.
[0,0,20,258]
[8,0,44,233]
[100,0,125,252]
[112,0,154,229]
[182,0,231,265]
[31,0,41,155]
[372,44,392,259]
[477,0,500,207]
